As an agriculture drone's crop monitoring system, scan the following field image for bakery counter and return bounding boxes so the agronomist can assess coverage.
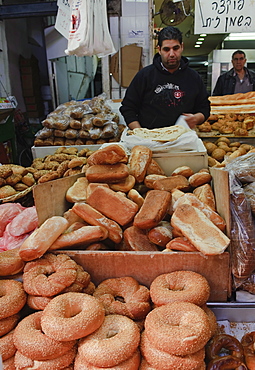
[200,136,255,145]
[208,302,255,322]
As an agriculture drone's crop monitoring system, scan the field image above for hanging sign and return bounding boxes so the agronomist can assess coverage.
[55,0,71,40]
[194,0,255,34]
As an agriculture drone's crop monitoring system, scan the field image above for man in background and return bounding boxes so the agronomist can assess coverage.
[213,50,255,96]
[119,26,210,130]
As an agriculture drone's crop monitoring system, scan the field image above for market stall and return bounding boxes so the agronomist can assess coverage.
[1,92,255,369]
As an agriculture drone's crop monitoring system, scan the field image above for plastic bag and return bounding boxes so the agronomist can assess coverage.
[65,0,116,57]
[225,152,255,184]
[228,169,255,289]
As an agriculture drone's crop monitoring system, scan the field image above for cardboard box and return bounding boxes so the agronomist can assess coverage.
[110,44,142,88]
[33,167,231,302]
[153,139,208,175]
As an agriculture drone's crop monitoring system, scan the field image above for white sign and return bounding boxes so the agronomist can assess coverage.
[55,0,71,39]
[194,0,255,34]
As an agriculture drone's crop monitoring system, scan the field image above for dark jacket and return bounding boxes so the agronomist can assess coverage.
[212,67,255,96]
[119,53,210,129]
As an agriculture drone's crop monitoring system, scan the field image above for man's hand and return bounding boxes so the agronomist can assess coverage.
[128,121,141,130]
[182,113,205,129]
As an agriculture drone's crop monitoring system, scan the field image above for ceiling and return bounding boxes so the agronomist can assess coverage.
[153,0,228,62]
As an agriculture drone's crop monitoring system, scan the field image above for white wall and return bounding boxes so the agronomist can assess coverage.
[109,0,151,99]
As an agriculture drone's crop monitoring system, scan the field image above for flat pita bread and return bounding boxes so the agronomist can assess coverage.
[131,125,189,142]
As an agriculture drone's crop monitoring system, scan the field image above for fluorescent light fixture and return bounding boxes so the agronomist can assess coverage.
[200,34,207,37]
[198,38,204,41]
[196,41,203,44]
[225,32,255,40]
[194,45,200,48]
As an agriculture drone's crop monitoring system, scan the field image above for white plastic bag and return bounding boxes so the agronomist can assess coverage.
[65,0,116,57]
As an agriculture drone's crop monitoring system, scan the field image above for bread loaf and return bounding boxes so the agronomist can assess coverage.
[86,186,138,226]
[171,204,230,256]
[65,177,89,203]
[193,183,216,211]
[87,144,128,165]
[148,221,173,248]
[165,237,197,252]
[123,226,158,251]
[153,175,190,192]
[128,145,153,183]
[133,190,171,229]
[173,193,226,231]
[72,202,122,244]
[86,163,129,183]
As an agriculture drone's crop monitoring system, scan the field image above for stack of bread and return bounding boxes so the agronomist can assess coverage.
[4,143,230,265]
[34,94,126,147]
[203,136,255,167]
[0,146,96,200]
[196,91,255,137]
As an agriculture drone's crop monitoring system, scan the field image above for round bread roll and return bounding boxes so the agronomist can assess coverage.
[189,172,212,188]
[171,166,194,178]
[211,148,226,162]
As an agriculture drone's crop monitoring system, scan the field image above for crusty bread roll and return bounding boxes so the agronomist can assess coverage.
[127,189,144,209]
[144,174,167,189]
[72,202,122,244]
[148,221,173,248]
[171,166,194,178]
[66,177,89,203]
[173,193,226,231]
[153,175,190,192]
[146,159,166,176]
[19,216,69,261]
[189,172,212,188]
[133,190,171,229]
[109,175,136,193]
[87,144,128,165]
[171,204,230,255]
[87,186,138,226]
[86,163,129,183]
[49,225,108,250]
[166,237,197,252]
[123,226,158,251]
[193,183,216,211]
[0,247,25,276]
[128,145,153,183]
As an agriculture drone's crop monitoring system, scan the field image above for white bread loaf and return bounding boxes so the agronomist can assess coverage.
[171,204,230,255]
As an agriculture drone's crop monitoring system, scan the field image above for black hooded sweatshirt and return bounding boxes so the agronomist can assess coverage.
[119,53,210,129]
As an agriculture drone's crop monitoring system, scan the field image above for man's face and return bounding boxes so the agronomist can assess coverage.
[158,39,183,72]
[232,53,246,72]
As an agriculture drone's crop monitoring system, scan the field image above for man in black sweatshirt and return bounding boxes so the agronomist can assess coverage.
[119,26,210,130]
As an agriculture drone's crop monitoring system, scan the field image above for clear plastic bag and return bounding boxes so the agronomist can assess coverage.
[229,170,255,289]
[225,152,255,184]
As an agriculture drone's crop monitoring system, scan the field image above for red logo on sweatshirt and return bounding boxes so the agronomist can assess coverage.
[174,90,184,99]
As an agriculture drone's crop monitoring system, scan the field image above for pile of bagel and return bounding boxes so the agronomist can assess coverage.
[1,259,254,369]
[0,257,218,370]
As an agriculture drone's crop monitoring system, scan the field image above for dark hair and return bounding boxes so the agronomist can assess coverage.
[157,26,183,47]
[232,50,246,59]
